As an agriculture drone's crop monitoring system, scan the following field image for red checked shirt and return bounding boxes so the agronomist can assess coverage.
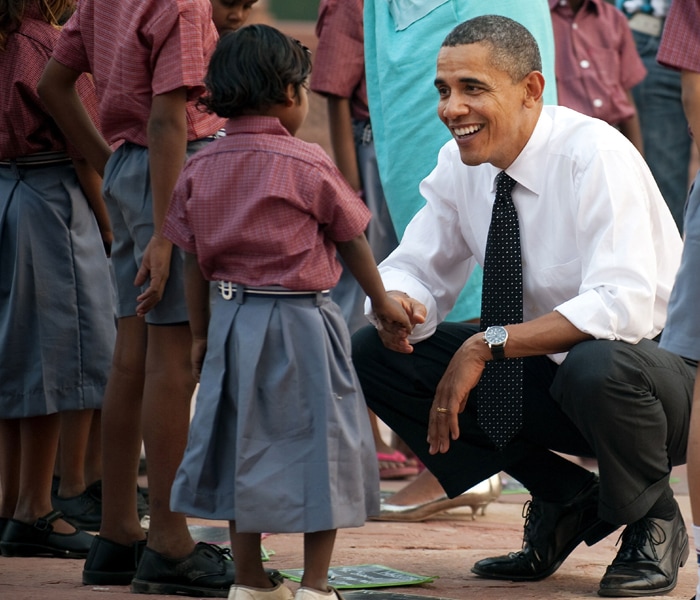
[52,0,223,146]
[550,0,646,125]
[163,116,372,290]
[309,0,369,121]
[658,0,700,73]
[0,2,99,158]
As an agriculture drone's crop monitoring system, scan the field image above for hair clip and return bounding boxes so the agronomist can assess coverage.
[292,37,311,56]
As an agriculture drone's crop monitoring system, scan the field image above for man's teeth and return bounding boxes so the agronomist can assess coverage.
[454,124,481,136]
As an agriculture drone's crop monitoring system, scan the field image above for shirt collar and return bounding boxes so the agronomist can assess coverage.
[501,108,553,198]
[549,0,602,14]
[223,115,292,137]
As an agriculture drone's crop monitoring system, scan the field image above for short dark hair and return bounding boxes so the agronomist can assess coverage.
[200,24,312,118]
[441,15,542,83]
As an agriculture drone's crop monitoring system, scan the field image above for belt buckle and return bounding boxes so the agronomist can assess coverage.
[628,13,663,37]
[218,281,234,300]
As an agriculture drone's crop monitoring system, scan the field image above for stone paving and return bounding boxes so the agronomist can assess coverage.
[0,469,695,600]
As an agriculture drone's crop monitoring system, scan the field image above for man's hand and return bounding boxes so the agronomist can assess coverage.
[427,333,489,454]
[376,291,427,353]
[134,234,173,316]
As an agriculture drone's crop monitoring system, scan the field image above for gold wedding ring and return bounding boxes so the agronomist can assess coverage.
[436,407,449,414]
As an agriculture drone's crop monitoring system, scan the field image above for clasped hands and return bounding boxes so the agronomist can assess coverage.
[375,291,488,457]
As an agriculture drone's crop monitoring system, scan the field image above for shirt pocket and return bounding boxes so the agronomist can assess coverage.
[387,0,450,30]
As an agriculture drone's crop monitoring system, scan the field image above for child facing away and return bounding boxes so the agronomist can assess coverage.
[162,25,413,600]
[37,0,255,594]
[0,0,115,558]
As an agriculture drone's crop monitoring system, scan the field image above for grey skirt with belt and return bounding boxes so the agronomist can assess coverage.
[0,160,115,418]
[170,289,380,533]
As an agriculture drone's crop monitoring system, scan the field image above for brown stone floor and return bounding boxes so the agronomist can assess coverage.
[0,467,695,600]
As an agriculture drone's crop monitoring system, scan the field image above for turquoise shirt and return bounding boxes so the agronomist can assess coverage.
[364,0,558,321]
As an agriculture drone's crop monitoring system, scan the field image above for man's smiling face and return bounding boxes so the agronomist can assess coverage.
[434,41,540,170]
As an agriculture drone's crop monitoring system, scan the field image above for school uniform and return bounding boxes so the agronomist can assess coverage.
[51,0,224,324]
[163,116,381,533]
[658,0,700,361]
[310,0,399,334]
[0,3,115,418]
[550,0,647,125]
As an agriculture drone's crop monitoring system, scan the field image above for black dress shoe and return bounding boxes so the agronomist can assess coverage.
[0,510,93,558]
[131,542,236,597]
[52,487,102,532]
[82,535,147,585]
[472,475,618,581]
[598,503,688,597]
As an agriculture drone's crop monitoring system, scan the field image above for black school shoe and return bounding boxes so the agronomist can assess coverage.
[0,510,93,558]
[82,535,147,585]
[131,542,236,597]
[131,542,284,597]
[51,486,102,532]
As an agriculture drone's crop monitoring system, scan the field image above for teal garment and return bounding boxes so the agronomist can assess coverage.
[364,0,557,321]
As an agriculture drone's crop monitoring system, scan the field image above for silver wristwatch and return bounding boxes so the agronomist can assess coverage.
[483,325,508,362]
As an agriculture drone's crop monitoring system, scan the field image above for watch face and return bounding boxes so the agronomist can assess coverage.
[485,326,507,345]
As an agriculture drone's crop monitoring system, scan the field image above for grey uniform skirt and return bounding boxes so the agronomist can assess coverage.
[170,288,380,533]
[661,171,700,362]
[0,161,115,418]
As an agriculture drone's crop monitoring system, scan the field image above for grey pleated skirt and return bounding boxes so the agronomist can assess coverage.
[0,162,115,418]
[661,171,700,361]
[171,289,380,533]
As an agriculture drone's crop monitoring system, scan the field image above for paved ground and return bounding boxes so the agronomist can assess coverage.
[0,468,695,600]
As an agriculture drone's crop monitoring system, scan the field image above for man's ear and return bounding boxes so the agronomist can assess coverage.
[522,71,545,107]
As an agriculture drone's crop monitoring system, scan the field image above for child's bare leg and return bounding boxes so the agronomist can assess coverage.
[140,322,196,555]
[0,419,20,518]
[56,409,93,497]
[84,409,102,485]
[229,523,272,588]
[301,529,337,592]
[687,365,700,599]
[14,414,75,533]
[99,316,146,545]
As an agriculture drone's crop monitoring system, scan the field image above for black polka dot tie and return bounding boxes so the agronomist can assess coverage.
[477,171,524,449]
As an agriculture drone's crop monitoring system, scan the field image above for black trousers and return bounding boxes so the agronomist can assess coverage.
[352,322,694,525]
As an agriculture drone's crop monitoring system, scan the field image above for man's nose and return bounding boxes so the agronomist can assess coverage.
[441,94,467,120]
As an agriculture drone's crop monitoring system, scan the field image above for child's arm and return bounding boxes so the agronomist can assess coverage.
[617,91,644,155]
[336,233,417,343]
[184,252,210,382]
[327,95,361,191]
[134,88,188,316]
[38,59,113,176]
[72,157,113,255]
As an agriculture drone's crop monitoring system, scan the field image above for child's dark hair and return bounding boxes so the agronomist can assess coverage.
[200,24,312,118]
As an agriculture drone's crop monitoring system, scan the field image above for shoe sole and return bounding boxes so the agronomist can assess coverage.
[0,541,88,559]
[472,518,619,582]
[131,579,229,597]
[597,532,689,597]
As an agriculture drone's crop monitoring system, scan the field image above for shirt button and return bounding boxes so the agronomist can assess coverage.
[593,98,603,108]
[572,23,578,30]
[580,60,590,69]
